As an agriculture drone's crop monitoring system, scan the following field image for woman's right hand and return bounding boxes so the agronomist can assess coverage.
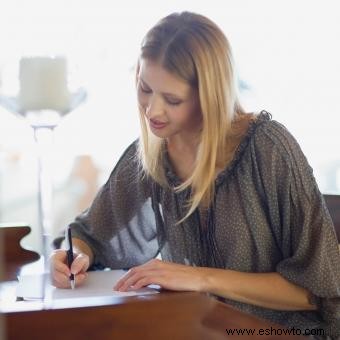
[50,249,90,288]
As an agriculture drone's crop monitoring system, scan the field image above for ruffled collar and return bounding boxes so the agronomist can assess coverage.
[163,110,272,189]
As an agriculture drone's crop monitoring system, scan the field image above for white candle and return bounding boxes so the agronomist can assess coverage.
[19,56,70,112]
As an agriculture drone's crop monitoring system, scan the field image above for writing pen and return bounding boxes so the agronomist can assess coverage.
[66,226,75,289]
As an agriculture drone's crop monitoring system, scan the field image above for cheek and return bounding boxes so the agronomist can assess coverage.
[165,106,182,120]
[174,106,202,128]
[173,106,195,122]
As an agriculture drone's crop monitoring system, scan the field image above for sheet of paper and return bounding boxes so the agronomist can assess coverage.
[16,269,159,300]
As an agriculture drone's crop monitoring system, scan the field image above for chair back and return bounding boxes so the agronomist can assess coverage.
[0,224,40,281]
[323,194,340,242]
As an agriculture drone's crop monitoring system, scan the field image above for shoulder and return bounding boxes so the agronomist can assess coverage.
[247,111,317,196]
[105,138,154,195]
[251,111,308,168]
[121,138,139,161]
[252,111,297,149]
[114,138,140,168]
[106,138,141,181]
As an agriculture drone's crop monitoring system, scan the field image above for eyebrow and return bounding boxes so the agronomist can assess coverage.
[139,77,185,98]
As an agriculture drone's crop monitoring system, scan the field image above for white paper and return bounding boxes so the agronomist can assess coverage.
[16,269,159,300]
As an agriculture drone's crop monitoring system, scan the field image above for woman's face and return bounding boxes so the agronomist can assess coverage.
[137,59,202,141]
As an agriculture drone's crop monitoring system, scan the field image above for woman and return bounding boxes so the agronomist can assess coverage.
[51,12,340,338]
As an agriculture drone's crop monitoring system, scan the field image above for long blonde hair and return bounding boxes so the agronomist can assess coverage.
[137,12,252,224]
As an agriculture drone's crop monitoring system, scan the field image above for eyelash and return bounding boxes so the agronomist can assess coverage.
[139,85,182,106]
[140,86,152,94]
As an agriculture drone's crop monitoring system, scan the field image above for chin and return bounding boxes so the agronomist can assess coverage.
[149,126,173,139]
[150,130,170,139]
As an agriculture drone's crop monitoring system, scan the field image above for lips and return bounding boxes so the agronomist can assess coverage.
[150,119,168,129]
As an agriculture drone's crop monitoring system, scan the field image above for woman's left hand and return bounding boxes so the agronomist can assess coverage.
[113,259,208,292]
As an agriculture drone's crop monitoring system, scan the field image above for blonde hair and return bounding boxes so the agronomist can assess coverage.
[137,12,252,224]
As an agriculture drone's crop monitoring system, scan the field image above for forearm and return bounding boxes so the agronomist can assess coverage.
[200,268,316,311]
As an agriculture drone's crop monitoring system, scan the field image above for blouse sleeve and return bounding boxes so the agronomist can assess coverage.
[253,120,340,338]
[55,140,159,269]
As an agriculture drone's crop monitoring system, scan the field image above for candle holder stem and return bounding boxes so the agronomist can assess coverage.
[33,126,54,308]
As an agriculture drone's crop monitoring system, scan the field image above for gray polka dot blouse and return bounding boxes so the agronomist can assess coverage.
[66,111,340,338]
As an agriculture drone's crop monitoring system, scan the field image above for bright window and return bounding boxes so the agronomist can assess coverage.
[0,0,339,251]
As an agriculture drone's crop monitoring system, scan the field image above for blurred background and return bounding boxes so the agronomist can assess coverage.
[0,0,339,252]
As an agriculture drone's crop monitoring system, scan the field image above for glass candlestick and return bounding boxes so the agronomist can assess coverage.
[0,87,86,308]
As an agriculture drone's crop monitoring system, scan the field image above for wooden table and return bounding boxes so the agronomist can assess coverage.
[1,289,305,339]
[0,225,306,339]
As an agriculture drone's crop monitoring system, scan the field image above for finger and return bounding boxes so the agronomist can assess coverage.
[74,272,87,287]
[54,260,72,276]
[50,249,67,263]
[52,272,87,289]
[114,261,162,290]
[114,268,139,290]
[114,268,145,291]
[50,250,70,275]
[52,271,72,289]
[70,253,89,275]
[116,269,160,292]
[132,276,160,290]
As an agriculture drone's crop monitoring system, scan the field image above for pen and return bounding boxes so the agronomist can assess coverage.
[66,226,75,289]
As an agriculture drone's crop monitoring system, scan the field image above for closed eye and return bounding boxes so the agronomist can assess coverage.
[138,79,183,105]
[164,97,182,106]
[140,84,152,94]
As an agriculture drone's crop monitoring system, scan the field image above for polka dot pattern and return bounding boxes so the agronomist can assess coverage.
[65,111,340,338]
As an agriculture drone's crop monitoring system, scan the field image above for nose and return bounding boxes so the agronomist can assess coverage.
[145,95,165,119]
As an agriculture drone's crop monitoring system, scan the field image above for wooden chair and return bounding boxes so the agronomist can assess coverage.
[0,224,40,281]
[323,194,340,242]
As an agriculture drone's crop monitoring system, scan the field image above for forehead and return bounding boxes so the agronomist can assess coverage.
[138,59,193,97]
